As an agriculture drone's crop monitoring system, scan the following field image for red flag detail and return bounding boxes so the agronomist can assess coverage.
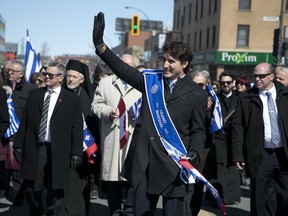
[118,97,128,149]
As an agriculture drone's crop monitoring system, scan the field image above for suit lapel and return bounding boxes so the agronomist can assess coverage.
[38,87,47,112]
[52,88,66,115]
[165,75,194,102]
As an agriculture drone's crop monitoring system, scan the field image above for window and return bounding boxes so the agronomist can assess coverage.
[239,0,251,10]
[201,0,204,18]
[286,0,288,11]
[237,25,249,46]
[188,33,191,46]
[183,6,186,26]
[194,32,197,51]
[195,1,198,21]
[189,3,192,23]
[284,26,288,39]
[199,30,202,50]
[214,0,218,13]
[212,25,216,47]
[208,0,212,15]
[177,9,180,28]
[206,27,210,49]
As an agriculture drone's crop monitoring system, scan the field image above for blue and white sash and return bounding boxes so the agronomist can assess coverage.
[143,70,226,215]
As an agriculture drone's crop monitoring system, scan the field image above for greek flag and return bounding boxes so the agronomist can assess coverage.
[83,116,98,164]
[206,84,223,133]
[24,34,41,82]
[4,97,20,138]
[129,97,142,122]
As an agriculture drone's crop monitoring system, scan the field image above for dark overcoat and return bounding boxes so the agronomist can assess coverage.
[0,88,9,140]
[14,87,83,189]
[214,93,238,165]
[231,82,288,178]
[99,47,207,197]
[0,88,10,161]
[10,78,36,121]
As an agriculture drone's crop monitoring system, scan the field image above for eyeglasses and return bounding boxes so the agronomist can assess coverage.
[220,81,233,85]
[42,72,62,79]
[8,68,21,74]
[197,83,206,88]
[253,72,273,79]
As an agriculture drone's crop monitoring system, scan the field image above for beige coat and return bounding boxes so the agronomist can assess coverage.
[91,75,141,181]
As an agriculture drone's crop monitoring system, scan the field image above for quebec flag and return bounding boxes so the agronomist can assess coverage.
[5,97,20,138]
[24,34,41,82]
[206,84,223,133]
[82,116,98,164]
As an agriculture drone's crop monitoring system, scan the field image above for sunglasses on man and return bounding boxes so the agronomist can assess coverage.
[42,72,62,79]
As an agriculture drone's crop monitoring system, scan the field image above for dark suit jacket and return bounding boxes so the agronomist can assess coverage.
[231,82,288,178]
[98,47,207,197]
[14,87,83,189]
[214,92,238,164]
[9,78,36,121]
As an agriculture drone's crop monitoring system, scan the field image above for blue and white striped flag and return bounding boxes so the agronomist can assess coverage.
[206,84,223,133]
[24,35,41,82]
[129,97,142,122]
[4,97,20,138]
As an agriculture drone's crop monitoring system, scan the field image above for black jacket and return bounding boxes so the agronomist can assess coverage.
[98,47,207,197]
[231,82,288,178]
[14,87,83,189]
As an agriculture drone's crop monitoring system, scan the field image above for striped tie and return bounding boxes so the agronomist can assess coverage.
[39,89,53,142]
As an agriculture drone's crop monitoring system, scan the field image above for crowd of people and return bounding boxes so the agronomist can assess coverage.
[0,12,288,216]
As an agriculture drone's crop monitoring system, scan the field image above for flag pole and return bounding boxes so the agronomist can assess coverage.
[26,29,29,37]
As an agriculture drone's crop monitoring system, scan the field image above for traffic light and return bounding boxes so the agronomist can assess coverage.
[131,15,140,35]
[272,28,280,58]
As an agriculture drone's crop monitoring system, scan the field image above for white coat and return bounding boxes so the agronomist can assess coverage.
[91,75,141,181]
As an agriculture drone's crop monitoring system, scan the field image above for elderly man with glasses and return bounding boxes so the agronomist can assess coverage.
[5,60,36,206]
[232,62,288,215]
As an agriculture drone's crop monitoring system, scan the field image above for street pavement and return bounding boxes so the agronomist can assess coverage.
[0,185,250,215]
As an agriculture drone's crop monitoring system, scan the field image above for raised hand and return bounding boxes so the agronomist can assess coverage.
[93,12,105,48]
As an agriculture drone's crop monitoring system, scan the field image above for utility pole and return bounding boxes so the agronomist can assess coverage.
[277,0,284,65]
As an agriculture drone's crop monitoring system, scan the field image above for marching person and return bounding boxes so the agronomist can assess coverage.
[91,54,141,215]
[13,61,83,216]
[232,63,288,215]
[92,12,207,216]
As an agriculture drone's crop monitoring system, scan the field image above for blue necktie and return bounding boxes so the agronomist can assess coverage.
[266,92,280,145]
[169,82,176,93]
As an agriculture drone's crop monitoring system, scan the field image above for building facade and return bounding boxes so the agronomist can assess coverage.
[173,0,288,80]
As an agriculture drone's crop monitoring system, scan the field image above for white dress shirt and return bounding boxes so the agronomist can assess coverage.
[259,84,282,148]
[42,86,61,142]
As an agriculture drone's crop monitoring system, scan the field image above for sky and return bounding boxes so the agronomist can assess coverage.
[1,0,174,57]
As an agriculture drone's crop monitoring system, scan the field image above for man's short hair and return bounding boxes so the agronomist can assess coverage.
[162,41,193,73]
[48,61,66,75]
[219,71,233,80]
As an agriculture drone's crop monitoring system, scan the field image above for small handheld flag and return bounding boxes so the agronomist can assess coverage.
[206,84,223,133]
[129,97,142,122]
[83,116,98,164]
[5,97,20,138]
[118,97,128,149]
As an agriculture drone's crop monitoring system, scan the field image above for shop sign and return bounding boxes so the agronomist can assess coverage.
[215,51,273,65]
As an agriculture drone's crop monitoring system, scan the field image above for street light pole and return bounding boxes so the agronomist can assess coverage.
[125,6,152,67]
